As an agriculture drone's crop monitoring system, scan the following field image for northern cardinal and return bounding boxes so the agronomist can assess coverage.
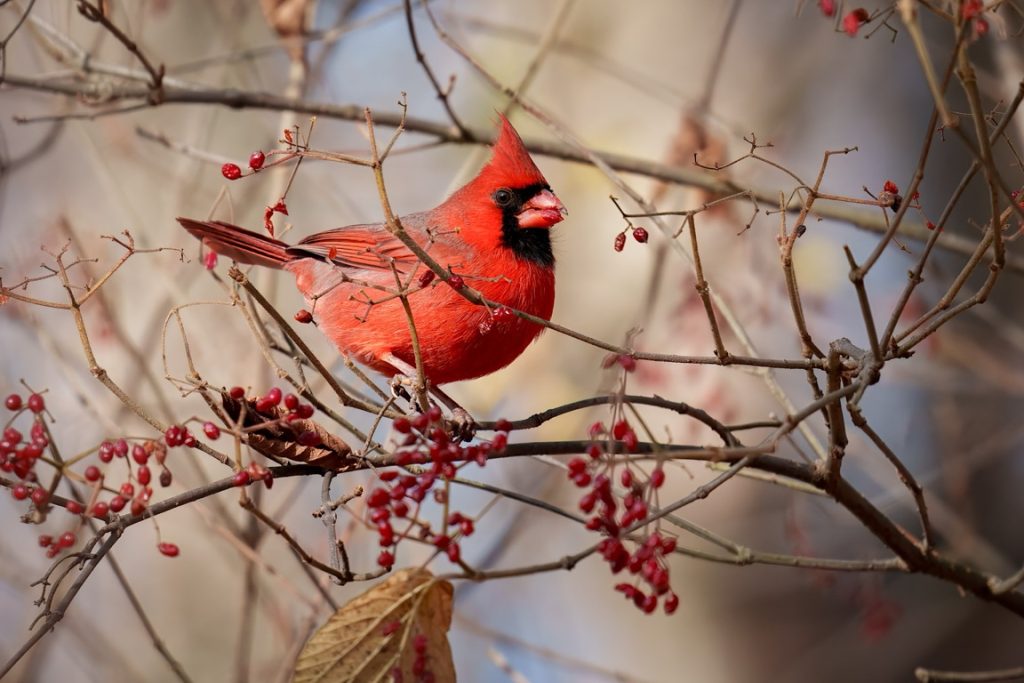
[178,116,566,388]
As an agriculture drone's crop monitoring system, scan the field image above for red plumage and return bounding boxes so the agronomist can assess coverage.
[178,116,565,385]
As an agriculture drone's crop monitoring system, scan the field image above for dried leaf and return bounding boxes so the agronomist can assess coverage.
[221,393,354,470]
[294,568,456,683]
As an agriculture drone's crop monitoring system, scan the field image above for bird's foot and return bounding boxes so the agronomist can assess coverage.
[445,408,477,443]
[388,373,418,402]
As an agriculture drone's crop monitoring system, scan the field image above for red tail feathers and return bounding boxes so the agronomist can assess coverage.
[176,218,290,269]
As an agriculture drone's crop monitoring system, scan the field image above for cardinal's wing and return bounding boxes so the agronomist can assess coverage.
[288,223,419,272]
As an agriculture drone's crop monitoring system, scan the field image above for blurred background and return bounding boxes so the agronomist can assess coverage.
[2,1,1024,681]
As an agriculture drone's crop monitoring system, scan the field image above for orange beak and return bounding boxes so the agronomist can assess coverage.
[516,189,567,229]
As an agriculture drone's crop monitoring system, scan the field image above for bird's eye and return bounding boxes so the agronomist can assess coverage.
[493,189,514,207]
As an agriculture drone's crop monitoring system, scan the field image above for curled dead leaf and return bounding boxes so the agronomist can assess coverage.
[220,392,354,470]
[294,568,455,683]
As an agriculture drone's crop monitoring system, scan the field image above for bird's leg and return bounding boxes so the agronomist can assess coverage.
[381,352,423,405]
[381,352,476,441]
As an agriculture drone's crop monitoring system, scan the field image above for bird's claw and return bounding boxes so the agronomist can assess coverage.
[445,408,477,442]
[388,374,415,402]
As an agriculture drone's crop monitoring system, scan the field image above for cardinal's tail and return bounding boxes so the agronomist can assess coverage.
[177,217,290,269]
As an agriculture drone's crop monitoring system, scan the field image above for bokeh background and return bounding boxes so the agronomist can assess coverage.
[2,1,1024,681]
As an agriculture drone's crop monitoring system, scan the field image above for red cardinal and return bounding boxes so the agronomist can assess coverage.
[178,116,565,387]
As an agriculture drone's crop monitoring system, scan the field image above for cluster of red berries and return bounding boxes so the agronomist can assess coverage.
[380,630,435,683]
[613,227,649,252]
[367,408,508,569]
[231,385,321,448]
[962,0,989,37]
[880,179,903,213]
[572,419,680,615]
[478,305,515,334]
[611,534,680,615]
[38,531,78,559]
[5,391,190,559]
[2,392,49,484]
[221,150,267,181]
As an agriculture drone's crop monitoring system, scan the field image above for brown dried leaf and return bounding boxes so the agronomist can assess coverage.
[294,568,456,683]
[221,393,354,470]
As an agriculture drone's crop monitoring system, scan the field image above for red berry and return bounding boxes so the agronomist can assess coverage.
[413,634,428,654]
[132,444,149,465]
[221,163,242,180]
[883,180,899,195]
[842,8,869,36]
[109,495,126,512]
[5,394,22,411]
[83,466,101,482]
[233,471,251,487]
[617,355,637,372]
[229,386,246,399]
[819,0,835,17]
[490,432,508,452]
[962,0,983,19]
[158,542,180,557]
[159,469,173,487]
[664,592,680,614]
[393,417,411,434]
[203,422,221,440]
[614,233,626,252]
[612,419,630,440]
[27,394,45,413]
[120,482,135,497]
[58,531,76,548]
[294,309,313,324]
[204,251,218,270]
[446,275,465,290]
[392,500,409,518]
[446,541,461,563]
[632,227,649,243]
[137,465,152,486]
[378,550,395,567]
[130,498,146,516]
[620,468,633,488]
[367,488,390,508]
[248,151,266,170]
[91,501,109,518]
[164,425,183,447]
[11,484,29,500]
[66,500,83,514]
[493,306,515,321]
[623,430,639,452]
[38,534,53,547]
[30,488,49,506]
[650,468,666,488]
